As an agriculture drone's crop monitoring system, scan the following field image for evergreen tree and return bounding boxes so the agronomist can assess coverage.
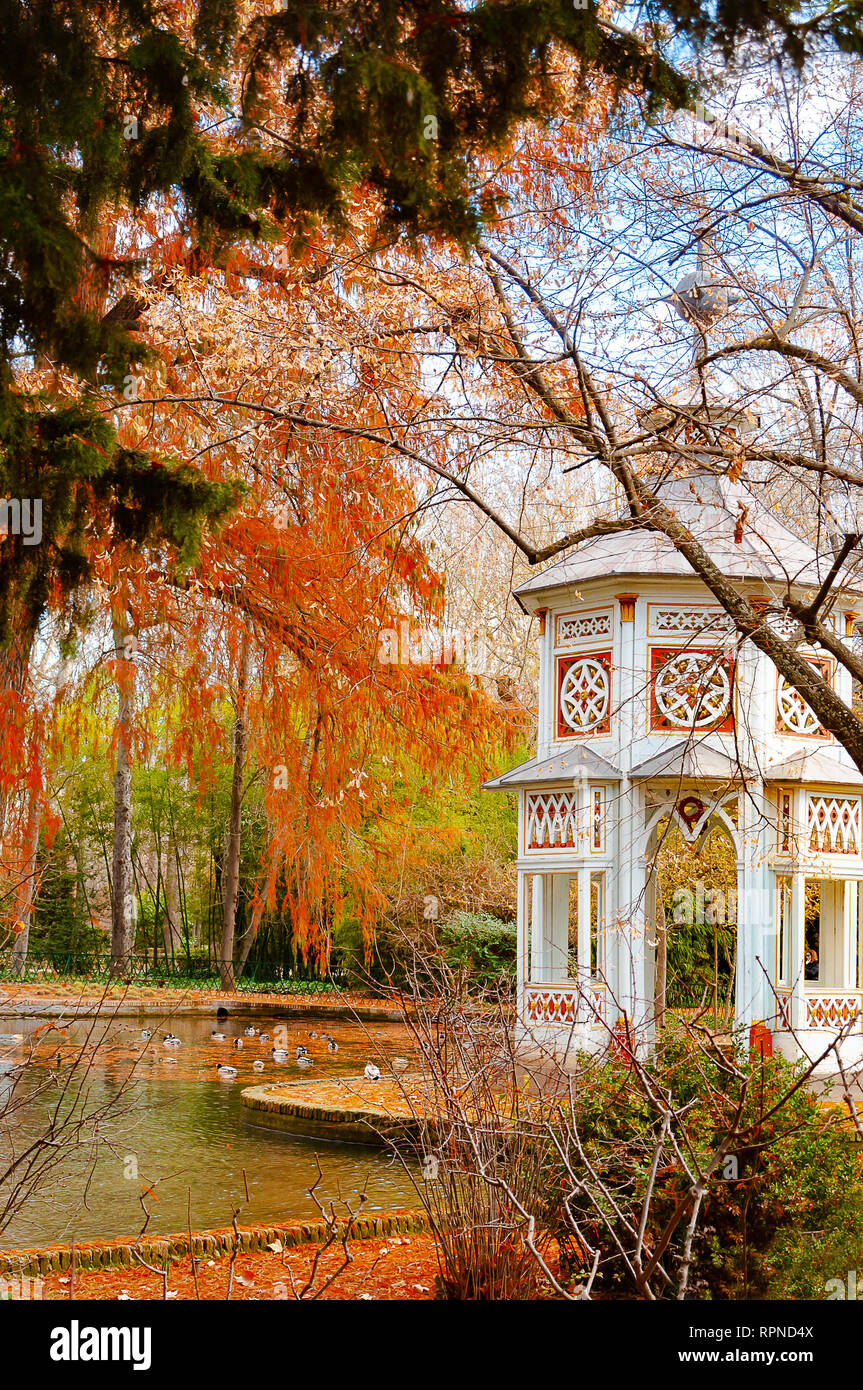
[1,0,861,681]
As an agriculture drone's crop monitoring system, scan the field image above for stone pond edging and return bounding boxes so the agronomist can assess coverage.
[0,1208,429,1278]
[0,995,403,1023]
[241,1078,436,1147]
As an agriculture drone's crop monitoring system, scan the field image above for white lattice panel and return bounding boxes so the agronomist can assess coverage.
[649,606,735,637]
[559,655,611,733]
[806,993,862,1028]
[526,790,577,849]
[525,985,578,1026]
[777,676,823,736]
[525,790,605,851]
[555,608,613,648]
[807,795,861,855]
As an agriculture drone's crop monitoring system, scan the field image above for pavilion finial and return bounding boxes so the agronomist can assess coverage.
[664,227,742,332]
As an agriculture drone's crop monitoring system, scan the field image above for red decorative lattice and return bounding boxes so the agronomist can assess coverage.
[806,994,862,1029]
[525,986,578,1026]
[557,651,612,738]
[649,646,734,733]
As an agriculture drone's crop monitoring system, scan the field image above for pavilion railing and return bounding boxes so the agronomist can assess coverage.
[805,990,862,1030]
[524,980,609,1026]
[771,988,862,1030]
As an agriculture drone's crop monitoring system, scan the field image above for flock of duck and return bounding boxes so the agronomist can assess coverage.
[139,1023,408,1083]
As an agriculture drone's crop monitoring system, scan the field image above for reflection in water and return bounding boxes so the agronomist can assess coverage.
[0,1012,418,1248]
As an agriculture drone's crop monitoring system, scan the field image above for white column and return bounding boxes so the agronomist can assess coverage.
[541,873,557,980]
[629,850,648,1033]
[530,873,544,981]
[607,780,623,1016]
[615,779,645,1029]
[790,869,807,1034]
[516,869,528,1017]
[736,859,757,1030]
[844,879,858,990]
[820,880,839,987]
[744,789,767,1028]
[538,611,554,759]
[857,883,863,991]
[615,593,638,758]
[550,873,570,983]
[736,786,770,1029]
[613,595,648,1034]
[577,865,591,1017]
[735,804,750,1031]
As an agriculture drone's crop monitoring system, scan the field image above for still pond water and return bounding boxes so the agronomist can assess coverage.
[0,1010,418,1249]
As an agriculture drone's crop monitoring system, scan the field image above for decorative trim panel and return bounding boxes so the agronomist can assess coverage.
[768,613,802,641]
[648,605,735,638]
[523,983,608,1027]
[805,993,862,1029]
[557,651,612,738]
[592,787,606,852]
[526,790,578,850]
[555,607,613,649]
[588,983,607,1023]
[807,794,861,855]
[774,992,792,1030]
[525,788,606,852]
[649,646,734,732]
[525,984,578,1026]
[777,788,793,853]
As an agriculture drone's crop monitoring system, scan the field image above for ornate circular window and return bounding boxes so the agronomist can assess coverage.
[776,677,822,736]
[653,651,731,729]
[559,656,611,734]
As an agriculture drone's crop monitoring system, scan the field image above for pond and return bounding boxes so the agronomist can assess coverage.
[0,1009,419,1249]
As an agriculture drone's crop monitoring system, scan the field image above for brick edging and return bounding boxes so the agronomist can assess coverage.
[0,1208,429,1277]
[0,998,404,1023]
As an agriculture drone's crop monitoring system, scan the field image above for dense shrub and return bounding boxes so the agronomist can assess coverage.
[546,1029,863,1299]
[438,910,516,986]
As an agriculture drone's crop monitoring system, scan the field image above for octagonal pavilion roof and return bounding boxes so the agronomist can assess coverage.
[514,470,863,605]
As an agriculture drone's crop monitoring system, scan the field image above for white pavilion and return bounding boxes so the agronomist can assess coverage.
[485,466,863,1069]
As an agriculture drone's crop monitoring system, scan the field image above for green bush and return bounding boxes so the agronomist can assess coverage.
[31,837,104,958]
[438,910,516,986]
[543,1029,863,1299]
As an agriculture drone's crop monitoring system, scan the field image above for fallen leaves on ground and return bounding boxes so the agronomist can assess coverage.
[40,1233,441,1301]
[261,1074,429,1118]
[2,983,390,1011]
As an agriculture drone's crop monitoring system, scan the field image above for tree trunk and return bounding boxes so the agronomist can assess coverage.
[725,926,738,1026]
[162,844,183,958]
[11,794,42,978]
[220,637,250,991]
[655,873,667,1034]
[0,618,37,843]
[110,615,135,975]
[235,888,265,978]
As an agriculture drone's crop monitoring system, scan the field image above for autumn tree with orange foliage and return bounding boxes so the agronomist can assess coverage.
[0,0,649,971]
[39,203,518,981]
[7,1,847,975]
[49,55,606,980]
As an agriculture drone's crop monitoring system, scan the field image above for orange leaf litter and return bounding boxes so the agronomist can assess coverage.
[39,1233,441,1301]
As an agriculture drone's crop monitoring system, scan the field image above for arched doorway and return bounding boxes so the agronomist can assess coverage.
[644,792,740,1031]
